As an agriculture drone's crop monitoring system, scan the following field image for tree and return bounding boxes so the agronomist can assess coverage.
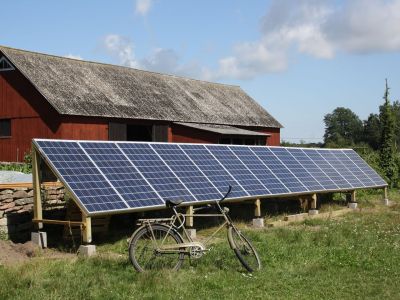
[323,107,363,147]
[379,79,398,186]
[363,113,381,150]
[391,100,400,147]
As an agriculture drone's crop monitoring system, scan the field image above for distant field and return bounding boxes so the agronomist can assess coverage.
[0,190,399,300]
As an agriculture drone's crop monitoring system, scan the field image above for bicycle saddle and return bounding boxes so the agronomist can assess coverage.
[165,199,184,208]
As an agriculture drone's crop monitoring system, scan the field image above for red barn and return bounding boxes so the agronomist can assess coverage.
[0,46,283,162]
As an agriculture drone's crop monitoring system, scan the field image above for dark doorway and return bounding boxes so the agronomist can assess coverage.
[127,124,152,141]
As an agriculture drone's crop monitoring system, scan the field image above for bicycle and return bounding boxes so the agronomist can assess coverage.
[128,186,261,272]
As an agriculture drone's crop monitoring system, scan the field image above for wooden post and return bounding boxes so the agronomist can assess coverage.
[311,194,317,210]
[383,187,389,205]
[32,149,43,230]
[82,213,92,244]
[186,206,194,227]
[350,190,356,202]
[254,199,261,217]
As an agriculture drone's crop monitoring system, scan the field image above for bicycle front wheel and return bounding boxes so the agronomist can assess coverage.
[129,224,184,272]
[228,227,261,272]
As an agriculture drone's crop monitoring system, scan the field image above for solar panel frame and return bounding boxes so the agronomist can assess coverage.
[32,139,388,216]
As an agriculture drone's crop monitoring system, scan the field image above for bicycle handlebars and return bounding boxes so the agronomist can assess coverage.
[218,185,232,204]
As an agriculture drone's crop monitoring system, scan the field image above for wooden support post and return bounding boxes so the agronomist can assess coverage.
[308,193,319,215]
[32,149,43,230]
[82,213,92,244]
[311,194,317,210]
[348,190,358,209]
[350,190,356,202]
[254,199,261,218]
[186,206,194,227]
[383,187,389,205]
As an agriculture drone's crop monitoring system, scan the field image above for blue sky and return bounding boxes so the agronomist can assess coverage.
[1,0,400,142]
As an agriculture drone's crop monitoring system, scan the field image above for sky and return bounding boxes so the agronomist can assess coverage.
[1,0,400,142]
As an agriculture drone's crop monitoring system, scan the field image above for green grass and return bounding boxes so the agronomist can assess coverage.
[1,193,400,299]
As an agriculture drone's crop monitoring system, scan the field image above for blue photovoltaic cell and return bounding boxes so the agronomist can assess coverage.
[342,150,387,186]
[206,145,269,196]
[286,148,339,190]
[318,150,365,188]
[150,144,222,201]
[34,139,387,215]
[251,147,308,193]
[179,144,248,198]
[269,148,324,191]
[80,142,164,208]
[332,151,376,187]
[302,149,353,189]
[118,143,196,202]
[36,141,127,213]
[229,146,289,194]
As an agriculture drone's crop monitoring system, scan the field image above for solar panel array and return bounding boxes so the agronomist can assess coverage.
[33,139,387,215]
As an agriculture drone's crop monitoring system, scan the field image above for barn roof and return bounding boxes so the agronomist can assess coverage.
[0,46,283,128]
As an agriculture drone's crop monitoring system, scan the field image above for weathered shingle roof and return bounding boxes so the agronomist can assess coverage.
[0,46,283,128]
[175,122,270,136]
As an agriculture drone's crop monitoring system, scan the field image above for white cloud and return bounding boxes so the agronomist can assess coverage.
[135,0,152,16]
[214,0,400,80]
[65,54,83,60]
[101,35,208,79]
[102,34,139,68]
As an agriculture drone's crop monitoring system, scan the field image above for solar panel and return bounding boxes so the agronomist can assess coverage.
[206,145,271,196]
[33,140,387,216]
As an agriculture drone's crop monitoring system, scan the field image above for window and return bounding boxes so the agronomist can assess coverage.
[0,119,11,137]
[0,57,14,71]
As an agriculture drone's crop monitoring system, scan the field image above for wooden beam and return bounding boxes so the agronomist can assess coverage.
[185,206,194,227]
[254,199,261,217]
[82,213,92,244]
[311,194,317,209]
[32,219,84,226]
[384,187,388,200]
[0,181,63,190]
[32,149,43,230]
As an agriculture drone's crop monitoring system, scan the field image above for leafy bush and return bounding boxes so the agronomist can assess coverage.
[0,151,32,174]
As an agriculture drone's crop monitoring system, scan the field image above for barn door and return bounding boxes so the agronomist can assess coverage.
[108,122,127,141]
[152,124,169,142]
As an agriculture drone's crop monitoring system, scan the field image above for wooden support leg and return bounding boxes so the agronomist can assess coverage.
[185,206,196,239]
[253,199,264,228]
[82,214,92,244]
[254,199,261,218]
[348,190,358,209]
[309,194,319,215]
[186,206,194,227]
[32,149,43,230]
[383,187,389,206]
[351,190,356,202]
[311,194,317,209]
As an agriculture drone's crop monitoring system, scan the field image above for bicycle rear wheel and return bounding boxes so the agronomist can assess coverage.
[228,227,261,272]
[129,224,184,272]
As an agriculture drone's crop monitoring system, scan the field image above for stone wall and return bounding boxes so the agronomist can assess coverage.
[0,185,66,241]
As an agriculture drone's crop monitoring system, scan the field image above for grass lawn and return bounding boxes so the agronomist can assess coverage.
[1,190,400,299]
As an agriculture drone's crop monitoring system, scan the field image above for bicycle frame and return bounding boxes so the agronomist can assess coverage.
[137,202,237,255]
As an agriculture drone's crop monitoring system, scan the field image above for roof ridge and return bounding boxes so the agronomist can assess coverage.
[0,44,240,88]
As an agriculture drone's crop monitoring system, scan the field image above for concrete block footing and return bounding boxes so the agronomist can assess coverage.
[78,245,96,257]
[348,202,358,209]
[383,199,390,206]
[31,231,47,248]
[308,209,319,216]
[186,229,197,240]
[252,218,264,228]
